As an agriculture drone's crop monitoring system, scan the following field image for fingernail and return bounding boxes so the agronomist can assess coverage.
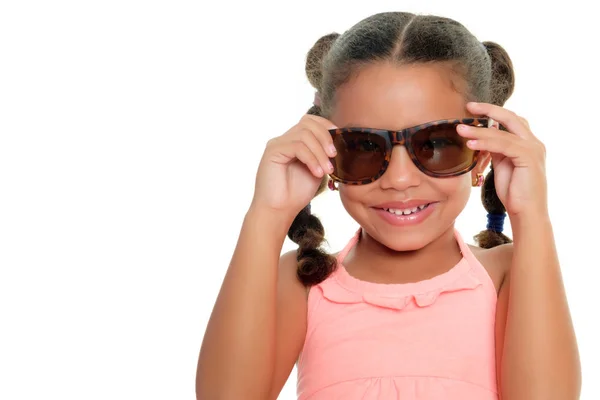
[467,140,477,148]
[457,124,469,131]
[316,166,324,176]
[468,102,479,106]
[329,144,337,155]
[327,161,334,172]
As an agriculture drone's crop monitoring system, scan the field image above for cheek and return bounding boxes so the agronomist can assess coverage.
[339,185,364,204]
[436,176,472,207]
[339,185,371,214]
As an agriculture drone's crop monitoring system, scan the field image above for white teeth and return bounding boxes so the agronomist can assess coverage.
[385,204,429,216]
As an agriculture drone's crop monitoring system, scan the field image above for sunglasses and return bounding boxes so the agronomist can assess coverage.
[328,118,494,185]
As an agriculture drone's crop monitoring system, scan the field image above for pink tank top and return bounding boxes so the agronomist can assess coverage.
[296,229,498,399]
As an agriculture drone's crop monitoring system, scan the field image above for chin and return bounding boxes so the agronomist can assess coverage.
[368,228,436,252]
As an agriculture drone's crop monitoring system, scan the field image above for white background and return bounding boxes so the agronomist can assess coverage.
[1,1,598,399]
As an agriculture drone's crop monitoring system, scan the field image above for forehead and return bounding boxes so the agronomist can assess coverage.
[329,62,470,130]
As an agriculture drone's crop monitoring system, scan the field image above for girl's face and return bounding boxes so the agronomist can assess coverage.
[329,62,489,251]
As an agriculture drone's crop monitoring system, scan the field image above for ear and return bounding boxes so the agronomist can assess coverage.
[471,151,491,181]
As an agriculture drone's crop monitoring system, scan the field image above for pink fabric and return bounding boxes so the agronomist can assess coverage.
[296,229,499,399]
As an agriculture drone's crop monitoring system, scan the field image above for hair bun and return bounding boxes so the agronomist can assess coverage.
[482,41,515,106]
[287,204,336,286]
[306,33,340,91]
[287,205,324,245]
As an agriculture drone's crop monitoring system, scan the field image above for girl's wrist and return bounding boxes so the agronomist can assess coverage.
[245,205,295,240]
[508,208,552,236]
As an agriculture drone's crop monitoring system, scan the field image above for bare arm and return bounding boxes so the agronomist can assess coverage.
[197,114,336,399]
[196,207,307,399]
[269,251,309,399]
[497,214,581,399]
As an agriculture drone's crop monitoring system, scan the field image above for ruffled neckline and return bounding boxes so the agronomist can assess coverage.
[317,229,483,310]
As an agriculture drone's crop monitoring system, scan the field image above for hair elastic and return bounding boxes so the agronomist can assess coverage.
[486,213,506,233]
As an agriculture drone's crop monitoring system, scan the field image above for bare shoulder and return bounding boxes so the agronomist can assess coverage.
[275,250,308,330]
[277,250,308,298]
[270,249,339,397]
[268,251,309,398]
[279,250,340,295]
[469,243,514,293]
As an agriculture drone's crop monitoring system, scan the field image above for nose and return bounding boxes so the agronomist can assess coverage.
[378,146,423,191]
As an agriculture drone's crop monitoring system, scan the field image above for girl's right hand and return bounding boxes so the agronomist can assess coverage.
[251,115,338,219]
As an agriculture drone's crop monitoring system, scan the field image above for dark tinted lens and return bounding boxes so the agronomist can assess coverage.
[331,131,387,182]
[412,123,475,175]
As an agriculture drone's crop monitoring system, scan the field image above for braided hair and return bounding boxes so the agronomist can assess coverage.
[288,13,515,286]
[286,33,339,287]
[473,42,514,248]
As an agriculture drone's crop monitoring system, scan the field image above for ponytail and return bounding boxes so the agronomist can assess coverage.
[287,33,341,286]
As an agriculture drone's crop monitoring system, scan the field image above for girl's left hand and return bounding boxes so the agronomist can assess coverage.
[457,102,548,217]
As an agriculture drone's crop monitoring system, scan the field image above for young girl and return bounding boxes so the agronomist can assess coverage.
[196,12,581,400]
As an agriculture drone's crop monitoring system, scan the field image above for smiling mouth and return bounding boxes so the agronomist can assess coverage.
[380,203,432,216]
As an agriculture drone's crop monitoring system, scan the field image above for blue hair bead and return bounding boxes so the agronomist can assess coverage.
[486,213,506,233]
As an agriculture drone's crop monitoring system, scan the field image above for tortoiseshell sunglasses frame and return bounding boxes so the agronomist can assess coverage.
[327,118,493,185]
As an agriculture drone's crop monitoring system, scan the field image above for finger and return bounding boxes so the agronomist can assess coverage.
[466,102,533,139]
[456,124,511,140]
[490,152,505,170]
[290,141,326,178]
[465,136,534,167]
[517,115,531,130]
[302,114,338,133]
[301,117,338,158]
[458,122,547,161]
[294,128,334,175]
[459,124,546,165]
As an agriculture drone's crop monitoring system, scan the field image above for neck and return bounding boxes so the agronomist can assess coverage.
[344,225,462,284]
